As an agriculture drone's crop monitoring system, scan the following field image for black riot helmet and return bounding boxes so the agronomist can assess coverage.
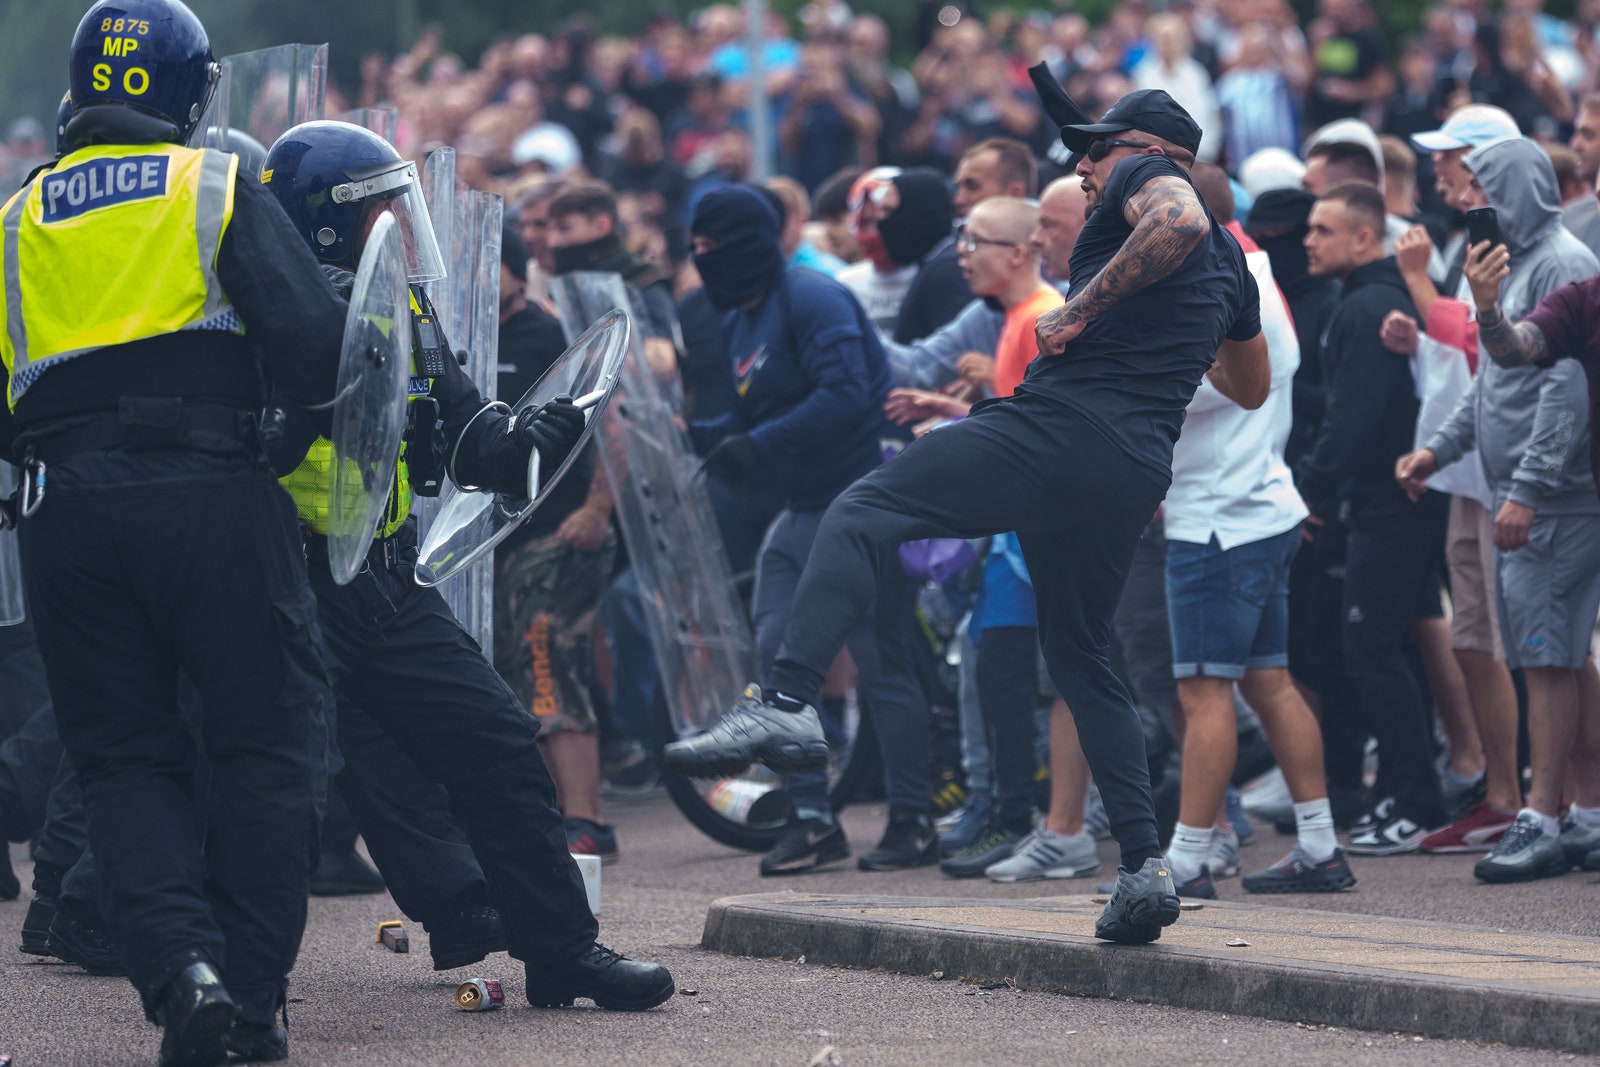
[262,120,445,281]
[65,0,220,150]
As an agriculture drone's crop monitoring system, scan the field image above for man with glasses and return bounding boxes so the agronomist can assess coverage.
[667,88,1270,944]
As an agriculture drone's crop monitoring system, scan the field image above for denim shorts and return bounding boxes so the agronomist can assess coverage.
[1165,526,1301,679]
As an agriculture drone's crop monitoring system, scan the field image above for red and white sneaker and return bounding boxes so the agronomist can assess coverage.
[1418,802,1515,854]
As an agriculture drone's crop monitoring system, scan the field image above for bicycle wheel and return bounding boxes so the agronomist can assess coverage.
[650,685,879,853]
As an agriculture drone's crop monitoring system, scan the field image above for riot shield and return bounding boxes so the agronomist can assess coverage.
[0,466,23,626]
[329,106,399,143]
[212,44,328,152]
[549,273,756,739]
[409,150,502,646]
[326,212,411,586]
[414,311,629,587]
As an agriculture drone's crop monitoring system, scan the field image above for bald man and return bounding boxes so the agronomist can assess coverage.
[1034,176,1091,282]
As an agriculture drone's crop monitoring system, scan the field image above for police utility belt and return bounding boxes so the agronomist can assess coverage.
[2,398,260,528]
[302,517,420,573]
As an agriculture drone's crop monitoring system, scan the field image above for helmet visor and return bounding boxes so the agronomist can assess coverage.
[340,160,447,283]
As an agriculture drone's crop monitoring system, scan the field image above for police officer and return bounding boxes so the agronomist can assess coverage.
[0,3,346,1065]
[260,119,675,1028]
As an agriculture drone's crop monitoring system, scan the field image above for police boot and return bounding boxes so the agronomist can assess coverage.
[46,903,126,975]
[525,942,675,1011]
[224,1020,287,1063]
[0,841,17,900]
[155,962,236,1067]
[428,905,510,971]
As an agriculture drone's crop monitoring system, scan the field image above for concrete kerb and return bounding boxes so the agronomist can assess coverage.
[701,893,1600,1055]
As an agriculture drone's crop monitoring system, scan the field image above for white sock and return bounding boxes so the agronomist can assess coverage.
[1294,798,1338,863]
[1521,807,1560,838]
[1166,822,1214,884]
[1569,805,1600,830]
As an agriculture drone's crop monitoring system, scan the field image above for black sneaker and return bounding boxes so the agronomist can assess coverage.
[20,893,57,956]
[526,942,675,1011]
[427,905,510,971]
[47,906,125,975]
[566,817,621,865]
[1094,857,1181,944]
[1241,846,1357,893]
[308,847,386,896]
[939,826,1021,879]
[858,813,938,872]
[224,1020,287,1063]
[760,817,850,875]
[1171,864,1217,900]
[662,685,830,777]
[1346,811,1433,856]
[1346,796,1394,838]
[155,962,236,1067]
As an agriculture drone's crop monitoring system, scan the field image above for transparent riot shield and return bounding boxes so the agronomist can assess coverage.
[550,273,756,740]
[408,149,503,645]
[329,106,399,143]
[414,311,629,586]
[0,466,23,626]
[326,212,410,586]
[213,44,328,152]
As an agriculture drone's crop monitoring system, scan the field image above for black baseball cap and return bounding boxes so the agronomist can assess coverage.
[1057,89,1203,158]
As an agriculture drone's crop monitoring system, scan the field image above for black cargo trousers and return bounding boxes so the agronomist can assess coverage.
[19,446,327,1026]
[303,527,598,966]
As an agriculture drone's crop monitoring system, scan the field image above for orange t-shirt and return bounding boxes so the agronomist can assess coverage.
[995,285,1065,398]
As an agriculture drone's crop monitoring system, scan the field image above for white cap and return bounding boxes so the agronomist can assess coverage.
[1410,105,1520,153]
[512,122,581,177]
[1237,147,1306,199]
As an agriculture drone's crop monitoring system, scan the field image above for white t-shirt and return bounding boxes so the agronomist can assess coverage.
[836,261,918,336]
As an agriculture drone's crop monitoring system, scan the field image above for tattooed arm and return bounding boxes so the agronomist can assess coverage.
[1035,174,1210,356]
[1464,238,1551,368]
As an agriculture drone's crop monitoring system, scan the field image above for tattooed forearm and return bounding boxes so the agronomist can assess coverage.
[1477,307,1549,368]
[1036,176,1210,353]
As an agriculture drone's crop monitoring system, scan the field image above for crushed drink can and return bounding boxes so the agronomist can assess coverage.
[456,977,504,1012]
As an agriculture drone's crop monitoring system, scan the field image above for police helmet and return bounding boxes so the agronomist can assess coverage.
[200,127,268,182]
[55,93,73,155]
[262,120,445,282]
[68,0,220,147]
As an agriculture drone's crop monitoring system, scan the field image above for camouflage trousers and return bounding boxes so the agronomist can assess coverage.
[493,529,615,737]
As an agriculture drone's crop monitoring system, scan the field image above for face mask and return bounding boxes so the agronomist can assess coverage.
[693,238,786,309]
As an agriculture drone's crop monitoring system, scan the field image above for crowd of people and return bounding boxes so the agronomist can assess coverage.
[7,0,1600,1061]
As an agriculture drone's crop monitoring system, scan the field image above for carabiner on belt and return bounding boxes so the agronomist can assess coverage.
[18,450,45,519]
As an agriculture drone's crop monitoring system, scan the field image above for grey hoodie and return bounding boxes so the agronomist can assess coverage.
[1426,137,1600,515]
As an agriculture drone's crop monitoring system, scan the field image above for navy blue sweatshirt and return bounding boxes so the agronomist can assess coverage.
[690,266,895,512]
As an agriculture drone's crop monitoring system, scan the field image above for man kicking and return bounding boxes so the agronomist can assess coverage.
[664,87,1270,944]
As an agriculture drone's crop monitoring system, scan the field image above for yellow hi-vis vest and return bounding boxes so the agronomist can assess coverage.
[279,288,433,540]
[0,143,240,410]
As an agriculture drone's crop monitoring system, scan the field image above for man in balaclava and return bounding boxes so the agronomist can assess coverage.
[879,169,973,344]
[687,185,940,878]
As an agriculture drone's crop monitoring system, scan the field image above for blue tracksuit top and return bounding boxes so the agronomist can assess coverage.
[690,266,896,512]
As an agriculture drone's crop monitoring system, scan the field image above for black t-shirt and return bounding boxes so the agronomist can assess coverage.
[1306,28,1385,130]
[1018,154,1260,485]
[496,302,592,541]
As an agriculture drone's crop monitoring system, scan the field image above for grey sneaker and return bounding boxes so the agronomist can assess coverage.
[1474,812,1570,883]
[940,826,1022,878]
[985,827,1101,882]
[1094,857,1182,943]
[1208,824,1241,879]
[1558,814,1600,868]
[661,685,830,778]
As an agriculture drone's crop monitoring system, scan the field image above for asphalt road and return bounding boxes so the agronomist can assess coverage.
[1,792,1595,1066]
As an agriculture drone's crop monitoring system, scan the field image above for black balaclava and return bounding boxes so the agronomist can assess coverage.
[691,185,786,310]
[877,169,954,265]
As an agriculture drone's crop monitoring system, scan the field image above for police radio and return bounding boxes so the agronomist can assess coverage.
[411,309,450,379]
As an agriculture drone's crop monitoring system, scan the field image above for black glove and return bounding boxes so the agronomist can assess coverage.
[700,432,759,481]
[515,395,587,470]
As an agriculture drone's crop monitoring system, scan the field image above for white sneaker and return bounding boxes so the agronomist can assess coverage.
[1208,824,1241,879]
[1240,768,1293,824]
[984,827,1101,882]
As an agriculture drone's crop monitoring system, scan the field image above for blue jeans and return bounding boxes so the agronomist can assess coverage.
[1165,527,1300,680]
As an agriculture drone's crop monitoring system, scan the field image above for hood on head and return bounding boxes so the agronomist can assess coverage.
[1465,137,1561,254]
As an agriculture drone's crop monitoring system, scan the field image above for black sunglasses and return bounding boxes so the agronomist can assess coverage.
[1085,138,1152,162]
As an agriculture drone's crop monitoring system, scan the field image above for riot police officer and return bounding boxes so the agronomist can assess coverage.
[0,3,346,1066]
[260,119,675,1028]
